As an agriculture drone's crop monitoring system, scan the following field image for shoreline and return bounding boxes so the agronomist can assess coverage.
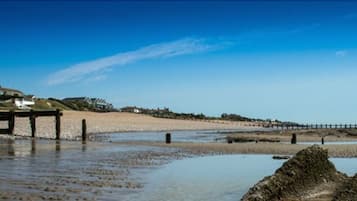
[0,111,253,140]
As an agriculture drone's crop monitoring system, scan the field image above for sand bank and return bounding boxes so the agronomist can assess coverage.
[119,141,357,157]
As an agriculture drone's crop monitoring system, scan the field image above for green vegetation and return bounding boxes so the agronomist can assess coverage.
[32,98,72,110]
[120,106,271,122]
[0,102,17,110]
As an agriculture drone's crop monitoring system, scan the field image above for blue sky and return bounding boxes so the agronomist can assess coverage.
[1,1,357,123]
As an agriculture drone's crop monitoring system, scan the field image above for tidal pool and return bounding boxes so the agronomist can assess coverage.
[130,154,357,201]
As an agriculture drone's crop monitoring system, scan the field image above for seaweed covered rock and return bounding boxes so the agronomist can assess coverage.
[333,174,357,201]
[241,145,344,201]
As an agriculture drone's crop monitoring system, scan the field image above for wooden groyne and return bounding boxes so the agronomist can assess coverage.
[0,109,63,139]
[264,123,357,130]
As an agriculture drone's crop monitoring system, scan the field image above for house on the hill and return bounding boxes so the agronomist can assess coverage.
[0,86,35,109]
[62,97,114,111]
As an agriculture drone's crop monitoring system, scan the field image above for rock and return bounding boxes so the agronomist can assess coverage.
[272,155,290,160]
[241,145,346,201]
[333,174,357,201]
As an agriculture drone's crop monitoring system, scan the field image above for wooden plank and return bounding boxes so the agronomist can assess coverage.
[0,116,9,121]
[0,129,9,134]
[55,109,61,140]
[8,110,15,135]
[15,110,63,117]
[30,110,36,138]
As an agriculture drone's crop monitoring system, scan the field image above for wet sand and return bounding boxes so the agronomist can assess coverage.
[120,141,357,157]
[0,138,194,201]
[226,128,357,143]
[0,111,250,140]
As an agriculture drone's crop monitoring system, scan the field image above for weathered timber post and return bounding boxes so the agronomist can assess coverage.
[82,119,87,142]
[55,109,61,140]
[165,133,171,144]
[8,110,15,135]
[30,110,36,138]
[321,137,325,145]
[291,133,297,144]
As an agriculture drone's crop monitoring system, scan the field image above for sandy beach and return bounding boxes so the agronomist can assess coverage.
[0,111,251,140]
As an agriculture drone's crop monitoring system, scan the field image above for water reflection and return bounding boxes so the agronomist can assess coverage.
[31,138,36,155]
[7,138,15,156]
[82,141,87,152]
[55,140,61,152]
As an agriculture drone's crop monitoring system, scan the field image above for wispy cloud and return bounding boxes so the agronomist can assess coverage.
[336,50,348,57]
[47,38,223,85]
[342,13,357,20]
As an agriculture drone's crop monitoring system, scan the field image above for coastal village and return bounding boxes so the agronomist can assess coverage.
[0,85,114,112]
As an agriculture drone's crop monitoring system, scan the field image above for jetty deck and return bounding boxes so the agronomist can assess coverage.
[0,109,63,139]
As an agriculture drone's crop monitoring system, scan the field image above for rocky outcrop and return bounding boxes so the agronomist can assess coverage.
[241,145,346,201]
[333,174,357,201]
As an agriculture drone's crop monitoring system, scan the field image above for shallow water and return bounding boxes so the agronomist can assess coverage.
[95,128,273,143]
[131,155,357,201]
[0,138,180,200]
[1,138,357,201]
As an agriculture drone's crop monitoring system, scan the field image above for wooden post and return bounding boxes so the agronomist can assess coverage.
[8,110,15,135]
[82,119,87,142]
[165,133,171,144]
[30,110,36,138]
[55,109,61,140]
[291,133,297,144]
[321,137,324,145]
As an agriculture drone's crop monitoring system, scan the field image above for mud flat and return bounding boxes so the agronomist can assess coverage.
[241,145,357,201]
[226,128,357,143]
[123,141,357,157]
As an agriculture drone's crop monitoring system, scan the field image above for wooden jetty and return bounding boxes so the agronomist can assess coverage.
[0,109,63,139]
[268,123,357,130]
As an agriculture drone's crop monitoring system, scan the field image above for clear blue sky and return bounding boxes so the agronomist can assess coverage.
[1,1,357,123]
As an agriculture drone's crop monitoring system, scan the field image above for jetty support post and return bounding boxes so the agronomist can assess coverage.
[8,110,15,135]
[165,133,171,144]
[291,133,297,144]
[82,119,87,142]
[30,110,36,138]
[55,109,61,140]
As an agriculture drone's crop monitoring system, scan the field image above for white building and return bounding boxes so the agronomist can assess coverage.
[0,87,35,109]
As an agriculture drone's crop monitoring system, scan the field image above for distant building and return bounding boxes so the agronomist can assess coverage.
[0,87,35,109]
[62,97,114,111]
